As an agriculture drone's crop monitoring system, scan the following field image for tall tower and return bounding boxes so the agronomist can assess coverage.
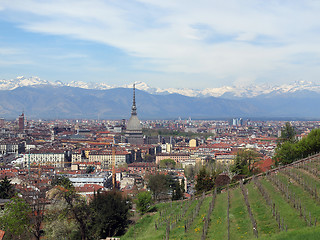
[18,113,25,131]
[125,84,143,145]
[0,118,4,128]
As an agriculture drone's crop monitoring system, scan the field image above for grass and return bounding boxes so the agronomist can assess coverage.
[276,173,320,222]
[206,191,228,240]
[122,200,187,240]
[294,168,320,189]
[122,160,320,240]
[184,196,211,240]
[229,187,254,239]
[122,213,163,240]
[246,182,279,237]
[259,226,320,240]
[260,178,307,230]
[168,197,206,240]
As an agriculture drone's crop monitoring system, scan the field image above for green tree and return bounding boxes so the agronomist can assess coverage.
[0,176,15,199]
[52,177,91,240]
[44,201,80,240]
[147,174,168,201]
[51,175,74,189]
[232,149,260,175]
[0,197,32,239]
[136,191,153,215]
[274,141,298,165]
[89,190,131,238]
[274,128,320,165]
[159,159,176,169]
[280,122,296,143]
[195,166,214,194]
[171,181,183,200]
[184,165,195,180]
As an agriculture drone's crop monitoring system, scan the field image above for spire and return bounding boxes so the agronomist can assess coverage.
[131,83,137,115]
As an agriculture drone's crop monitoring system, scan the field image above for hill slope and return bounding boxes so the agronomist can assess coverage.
[123,154,320,239]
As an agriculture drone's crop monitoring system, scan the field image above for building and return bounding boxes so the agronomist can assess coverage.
[0,141,25,156]
[69,175,110,187]
[88,150,131,168]
[189,139,198,147]
[128,162,157,175]
[215,154,236,165]
[18,113,25,131]
[125,84,144,145]
[156,153,190,164]
[23,149,66,168]
[0,118,4,128]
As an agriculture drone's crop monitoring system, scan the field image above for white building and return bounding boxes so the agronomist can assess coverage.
[88,151,130,168]
[23,149,65,168]
[0,141,24,156]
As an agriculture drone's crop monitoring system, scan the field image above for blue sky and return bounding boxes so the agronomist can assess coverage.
[0,0,320,89]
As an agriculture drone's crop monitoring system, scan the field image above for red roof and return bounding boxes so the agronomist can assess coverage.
[76,184,103,193]
[257,157,274,172]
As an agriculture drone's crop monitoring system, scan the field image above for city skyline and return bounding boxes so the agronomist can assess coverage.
[1,1,320,89]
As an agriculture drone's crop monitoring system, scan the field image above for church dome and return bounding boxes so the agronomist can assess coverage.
[127,114,142,131]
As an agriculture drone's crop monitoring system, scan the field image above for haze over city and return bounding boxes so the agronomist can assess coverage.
[1,1,320,88]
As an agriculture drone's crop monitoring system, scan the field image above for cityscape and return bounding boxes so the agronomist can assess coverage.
[1,84,320,239]
[1,1,320,240]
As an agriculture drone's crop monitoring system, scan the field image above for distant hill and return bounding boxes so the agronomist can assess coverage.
[0,85,320,119]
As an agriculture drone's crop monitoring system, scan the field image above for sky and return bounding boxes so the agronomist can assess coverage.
[0,0,320,89]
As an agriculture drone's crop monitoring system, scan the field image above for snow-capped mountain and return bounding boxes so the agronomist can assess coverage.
[0,76,320,119]
[0,76,49,90]
[0,76,319,98]
[123,80,320,98]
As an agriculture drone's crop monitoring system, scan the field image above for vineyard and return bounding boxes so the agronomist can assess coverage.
[122,154,320,240]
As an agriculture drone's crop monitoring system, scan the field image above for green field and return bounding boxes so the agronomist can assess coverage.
[122,158,320,240]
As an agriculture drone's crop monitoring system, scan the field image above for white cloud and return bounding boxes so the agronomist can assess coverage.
[1,0,320,87]
[0,48,23,55]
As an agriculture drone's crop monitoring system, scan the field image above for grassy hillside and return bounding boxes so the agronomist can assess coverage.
[122,156,320,239]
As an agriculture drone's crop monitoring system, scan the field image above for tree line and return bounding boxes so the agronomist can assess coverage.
[274,123,320,165]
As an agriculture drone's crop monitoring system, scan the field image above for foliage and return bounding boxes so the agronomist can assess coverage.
[61,189,91,240]
[136,191,153,215]
[51,175,74,190]
[89,190,131,238]
[44,201,80,240]
[159,158,176,169]
[27,184,51,240]
[147,174,168,201]
[171,180,183,200]
[0,176,15,199]
[51,177,91,240]
[232,148,261,175]
[195,166,214,194]
[0,197,32,239]
[48,177,132,239]
[274,128,320,165]
[184,165,196,180]
[280,122,296,143]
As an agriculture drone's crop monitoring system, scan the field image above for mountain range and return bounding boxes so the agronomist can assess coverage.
[0,76,319,119]
[1,76,320,98]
